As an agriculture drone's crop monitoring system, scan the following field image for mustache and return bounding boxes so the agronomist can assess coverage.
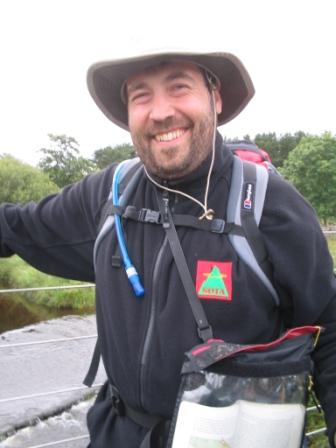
[146,118,192,137]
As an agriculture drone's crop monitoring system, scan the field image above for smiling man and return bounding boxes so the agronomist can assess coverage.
[1,49,336,448]
[126,62,222,179]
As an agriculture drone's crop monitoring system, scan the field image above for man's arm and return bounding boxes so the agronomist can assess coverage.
[0,165,114,282]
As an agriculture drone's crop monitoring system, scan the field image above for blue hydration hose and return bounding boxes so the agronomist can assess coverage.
[112,161,145,297]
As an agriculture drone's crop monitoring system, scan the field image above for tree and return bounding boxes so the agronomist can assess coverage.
[93,143,136,169]
[38,134,95,188]
[277,131,306,166]
[255,131,305,168]
[0,155,58,203]
[281,133,336,224]
[253,132,279,163]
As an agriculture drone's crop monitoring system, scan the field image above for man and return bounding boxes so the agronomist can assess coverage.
[1,49,336,447]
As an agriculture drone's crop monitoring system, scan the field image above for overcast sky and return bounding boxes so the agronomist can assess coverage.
[1,0,335,165]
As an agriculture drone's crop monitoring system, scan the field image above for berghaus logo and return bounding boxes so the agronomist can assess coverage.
[243,183,253,210]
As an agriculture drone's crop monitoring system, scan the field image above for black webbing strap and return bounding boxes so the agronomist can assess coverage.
[241,162,273,280]
[123,205,244,236]
[83,340,101,387]
[85,351,167,445]
[108,384,167,448]
[109,384,162,428]
[97,204,125,233]
[158,193,213,342]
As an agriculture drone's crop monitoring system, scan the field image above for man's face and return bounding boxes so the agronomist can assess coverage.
[126,62,222,179]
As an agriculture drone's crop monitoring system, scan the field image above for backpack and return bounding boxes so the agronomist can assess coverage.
[226,141,279,174]
[84,153,279,387]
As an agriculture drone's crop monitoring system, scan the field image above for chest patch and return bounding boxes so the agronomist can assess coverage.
[196,260,232,301]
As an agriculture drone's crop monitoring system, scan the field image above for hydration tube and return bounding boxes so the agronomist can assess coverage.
[112,161,145,297]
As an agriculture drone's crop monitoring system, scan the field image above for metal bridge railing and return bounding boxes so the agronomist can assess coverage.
[0,283,95,294]
[0,284,329,447]
[0,284,97,447]
[24,435,90,448]
[0,332,98,447]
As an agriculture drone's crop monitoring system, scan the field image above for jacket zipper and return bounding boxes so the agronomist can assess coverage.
[139,235,168,409]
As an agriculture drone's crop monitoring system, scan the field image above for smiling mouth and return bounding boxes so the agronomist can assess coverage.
[154,128,187,142]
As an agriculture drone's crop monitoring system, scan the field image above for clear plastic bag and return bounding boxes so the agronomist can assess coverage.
[167,326,320,448]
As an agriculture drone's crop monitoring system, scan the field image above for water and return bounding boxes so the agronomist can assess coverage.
[1,399,93,448]
[0,294,94,333]
[0,315,106,447]
[0,286,99,448]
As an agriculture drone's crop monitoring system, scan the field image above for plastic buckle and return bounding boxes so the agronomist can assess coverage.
[210,219,225,233]
[139,208,161,224]
[111,394,125,416]
[197,325,213,342]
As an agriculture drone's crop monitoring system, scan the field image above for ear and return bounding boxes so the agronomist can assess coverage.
[214,88,222,115]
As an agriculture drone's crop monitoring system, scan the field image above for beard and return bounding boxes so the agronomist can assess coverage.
[131,111,215,180]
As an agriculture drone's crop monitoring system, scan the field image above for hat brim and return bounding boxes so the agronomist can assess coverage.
[87,51,255,130]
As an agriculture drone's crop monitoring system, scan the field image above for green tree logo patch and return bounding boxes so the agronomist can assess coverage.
[196,261,232,301]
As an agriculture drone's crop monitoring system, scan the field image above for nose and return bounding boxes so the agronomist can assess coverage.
[148,93,175,122]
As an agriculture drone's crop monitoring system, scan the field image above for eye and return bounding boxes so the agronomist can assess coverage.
[172,83,189,92]
[129,91,151,104]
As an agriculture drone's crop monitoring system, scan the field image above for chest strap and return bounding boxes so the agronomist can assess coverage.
[122,205,244,235]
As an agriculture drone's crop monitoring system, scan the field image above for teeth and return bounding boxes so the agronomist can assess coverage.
[156,129,185,142]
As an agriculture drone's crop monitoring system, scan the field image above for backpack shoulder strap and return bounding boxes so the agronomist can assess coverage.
[84,158,143,388]
[227,156,280,305]
[93,158,143,270]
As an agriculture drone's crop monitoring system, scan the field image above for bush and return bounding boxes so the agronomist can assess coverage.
[0,154,58,203]
[0,256,95,309]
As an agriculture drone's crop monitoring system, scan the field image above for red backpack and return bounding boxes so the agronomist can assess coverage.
[226,141,277,173]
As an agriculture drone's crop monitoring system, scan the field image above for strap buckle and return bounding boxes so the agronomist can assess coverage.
[110,388,125,416]
[139,208,161,224]
[197,325,213,342]
[210,219,225,233]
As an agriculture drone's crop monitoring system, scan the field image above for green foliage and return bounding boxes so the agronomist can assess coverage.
[93,143,136,169]
[326,234,336,265]
[306,393,328,447]
[0,256,95,309]
[0,154,58,203]
[38,134,95,187]
[281,133,336,224]
[255,131,305,167]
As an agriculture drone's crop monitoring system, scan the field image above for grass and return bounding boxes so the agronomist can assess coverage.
[0,255,95,310]
[306,393,328,447]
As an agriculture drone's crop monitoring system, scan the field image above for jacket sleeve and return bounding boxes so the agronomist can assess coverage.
[260,173,336,443]
[0,166,113,282]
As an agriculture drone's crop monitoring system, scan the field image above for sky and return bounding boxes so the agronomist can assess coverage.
[0,0,335,165]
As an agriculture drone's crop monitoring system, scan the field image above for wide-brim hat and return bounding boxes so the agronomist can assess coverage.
[87,49,255,130]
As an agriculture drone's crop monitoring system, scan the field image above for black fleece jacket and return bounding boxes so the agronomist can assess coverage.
[1,135,336,446]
